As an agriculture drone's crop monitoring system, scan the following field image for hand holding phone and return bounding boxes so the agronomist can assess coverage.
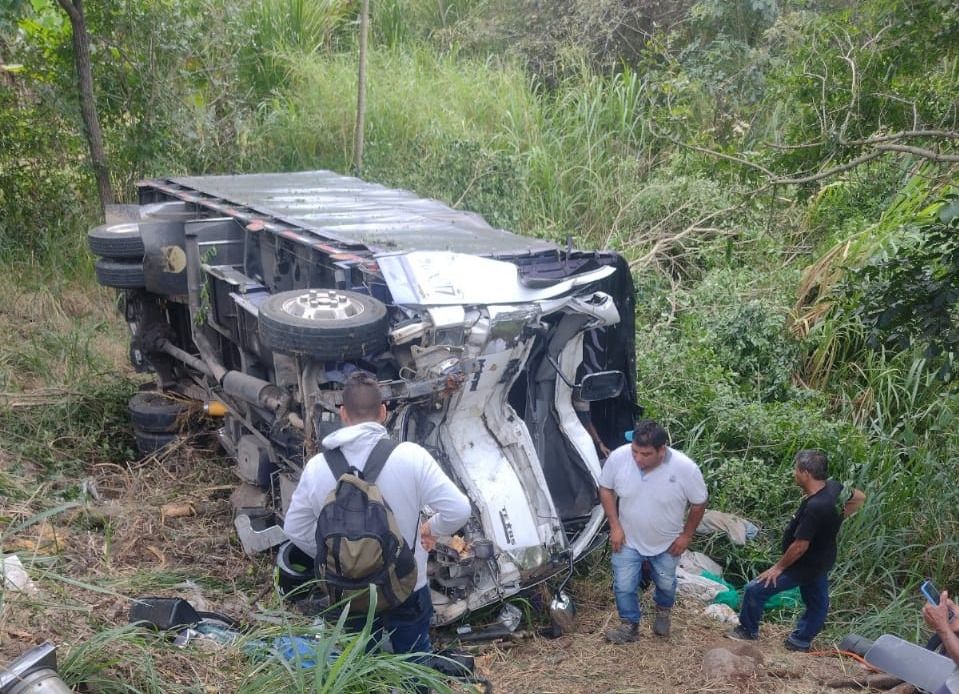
[921,579,956,620]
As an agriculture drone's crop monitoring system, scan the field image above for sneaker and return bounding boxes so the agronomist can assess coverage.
[605,621,639,644]
[653,607,671,637]
[783,637,810,652]
[726,625,758,642]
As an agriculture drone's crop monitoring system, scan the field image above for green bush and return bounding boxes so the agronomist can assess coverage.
[0,91,96,267]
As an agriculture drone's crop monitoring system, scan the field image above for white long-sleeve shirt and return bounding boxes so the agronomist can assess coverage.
[283,421,471,591]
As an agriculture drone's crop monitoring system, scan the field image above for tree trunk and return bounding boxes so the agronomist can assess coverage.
[56,0,114,215]
[352,0,369,176]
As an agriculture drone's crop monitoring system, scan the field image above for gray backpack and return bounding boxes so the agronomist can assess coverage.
[315,439,417,613]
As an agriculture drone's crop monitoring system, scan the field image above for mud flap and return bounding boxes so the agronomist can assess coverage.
[234,510,286,554]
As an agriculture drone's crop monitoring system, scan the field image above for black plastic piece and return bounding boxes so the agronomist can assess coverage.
[129,597,201,631]
[429,648,475,677]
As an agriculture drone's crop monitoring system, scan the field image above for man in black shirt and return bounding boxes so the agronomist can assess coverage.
[727,450,865,651]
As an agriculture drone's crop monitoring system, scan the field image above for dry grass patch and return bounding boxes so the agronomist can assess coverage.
[1,440,273,690]
[479,574,858,693]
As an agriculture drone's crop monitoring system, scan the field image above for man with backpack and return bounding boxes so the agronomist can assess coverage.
[283,370,471,655]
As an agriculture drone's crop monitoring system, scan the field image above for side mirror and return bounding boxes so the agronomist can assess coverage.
[576,371,624,401]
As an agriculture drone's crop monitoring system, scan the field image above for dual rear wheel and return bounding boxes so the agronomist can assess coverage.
[128,390,192,455]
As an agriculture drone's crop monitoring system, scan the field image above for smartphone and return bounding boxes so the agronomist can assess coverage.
[921,579,941,605]
[921,579,956,619]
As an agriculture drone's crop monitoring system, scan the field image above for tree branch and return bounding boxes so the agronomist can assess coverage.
[773,150,885,185]
[873,143,959,162]
[649,123,777,179]
[665,127,959,188]
[55,0,81,23]
[842,129,959,146]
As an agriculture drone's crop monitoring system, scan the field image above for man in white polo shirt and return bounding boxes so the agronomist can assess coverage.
[599,419,708,643]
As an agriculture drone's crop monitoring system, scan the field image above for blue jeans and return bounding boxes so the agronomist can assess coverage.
[738,571,830,648]
[377,585,433,655]
[611,546,679,624]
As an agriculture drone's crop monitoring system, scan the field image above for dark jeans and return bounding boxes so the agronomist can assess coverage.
[375,585,433,656]
[738,571,829,648]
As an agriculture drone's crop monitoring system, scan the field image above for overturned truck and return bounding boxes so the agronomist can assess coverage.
[91,171,639,624]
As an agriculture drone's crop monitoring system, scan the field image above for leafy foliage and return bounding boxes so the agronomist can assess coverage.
[843,193,959,379]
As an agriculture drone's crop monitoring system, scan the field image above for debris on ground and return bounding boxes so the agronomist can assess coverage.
[704,603,740,625]
[0,554,38,596]
[703,643,765,682]
[696,509,760,545]
[822,673,908,689]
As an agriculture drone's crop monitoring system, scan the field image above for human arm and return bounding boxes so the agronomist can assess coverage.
[419,520,437,551]
[282,464,324,557]
[598,486,624,552]
[668,462,709,556]
[756,539,810,587]
[574,398,610,458]
[417,447,471,539]
[923,592,959,666]
[584,419,611,458]
[843,488,866,517]
[668,501,707,556]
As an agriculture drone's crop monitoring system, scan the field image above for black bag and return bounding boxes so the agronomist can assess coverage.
[315,438,417,613]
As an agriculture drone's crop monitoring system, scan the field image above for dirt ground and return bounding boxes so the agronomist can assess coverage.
[0,439,884,693]
[476,595,861,693]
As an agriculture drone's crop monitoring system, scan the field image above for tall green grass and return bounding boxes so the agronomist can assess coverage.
[239,610,457,693]
[247,43,695,250]
[238,0,357,98]
[21,599,459,693]
[57,625,191,694]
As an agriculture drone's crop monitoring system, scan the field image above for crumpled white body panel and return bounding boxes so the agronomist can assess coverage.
[377,251,615,306]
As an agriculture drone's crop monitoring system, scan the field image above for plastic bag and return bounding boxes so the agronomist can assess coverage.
[706,570,804,611]
[703,571,741,608]
[679,550,723,577]
[676,568,728,602]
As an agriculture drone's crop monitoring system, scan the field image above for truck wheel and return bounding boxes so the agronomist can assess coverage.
[95,258,146,288]
[87,222,144,259]
[258,289,388,360]
[128,391,191,433]
[133,428,178,456]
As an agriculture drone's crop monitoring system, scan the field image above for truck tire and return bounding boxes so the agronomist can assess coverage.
[128,391,190,433]
[258,289,388,360]
[87,222,144,259]
[133,428,178,455]
[95,258,146,288]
